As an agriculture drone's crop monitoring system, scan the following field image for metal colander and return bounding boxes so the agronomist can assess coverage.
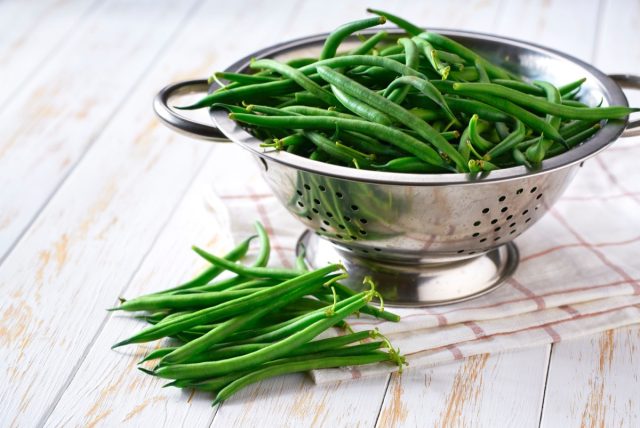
[154,29,639,306]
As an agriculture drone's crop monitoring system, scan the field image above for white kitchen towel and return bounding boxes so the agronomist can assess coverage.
[200,131,640,383]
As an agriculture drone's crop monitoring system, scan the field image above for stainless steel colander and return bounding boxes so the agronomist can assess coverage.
[154,29,639,306]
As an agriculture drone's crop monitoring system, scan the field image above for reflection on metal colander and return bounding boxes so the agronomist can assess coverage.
[255,156,578,306]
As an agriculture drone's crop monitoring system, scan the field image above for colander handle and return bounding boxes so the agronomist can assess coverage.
[153,79,230,142]
[610,74,640,138]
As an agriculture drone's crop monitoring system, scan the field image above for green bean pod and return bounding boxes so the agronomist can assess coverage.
[320,17,386,60]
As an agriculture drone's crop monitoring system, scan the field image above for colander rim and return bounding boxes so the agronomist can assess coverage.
[210,28,628,186]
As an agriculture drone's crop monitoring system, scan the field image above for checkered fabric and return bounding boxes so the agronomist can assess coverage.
[202,133,640,383]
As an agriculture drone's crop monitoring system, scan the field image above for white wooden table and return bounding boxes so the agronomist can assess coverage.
[1,0,639,426]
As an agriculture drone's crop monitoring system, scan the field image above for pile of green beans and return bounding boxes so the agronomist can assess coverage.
[182,9,638,173]
[111,222,403,404]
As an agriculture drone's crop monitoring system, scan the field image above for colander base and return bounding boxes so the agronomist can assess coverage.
[298,230,519,307]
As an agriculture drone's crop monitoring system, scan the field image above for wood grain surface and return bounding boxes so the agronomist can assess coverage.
[1,0,638,427]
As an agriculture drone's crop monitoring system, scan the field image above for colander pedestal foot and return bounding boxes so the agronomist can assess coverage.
[297,230,519,307]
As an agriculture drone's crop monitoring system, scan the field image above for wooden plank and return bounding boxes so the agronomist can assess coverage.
[0,0,101,104]
[41,1,394,426]
[540,1,640,426]
[494,0,601,62]
[0,0,216,425]
[0,0,197,261]
[373,0,604,424]
[540,326,640,428]
[41,157,231,428]
[377,346,551,428]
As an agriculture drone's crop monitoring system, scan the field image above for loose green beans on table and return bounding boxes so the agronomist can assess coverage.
[112,222,403,403]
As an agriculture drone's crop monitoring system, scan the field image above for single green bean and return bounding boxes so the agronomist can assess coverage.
[452,82,638,120]
[468,114,494,152]
[367,8,423,36]
[413,37,450,80]
[349,30,388,55]
[526,80,562,163]
[419,32,515,80]
[250,59,336,105]
[191,246,302,280]
[383,75,458,125]
[214,72,278,85]
[213,352,393,403]
[386,38,419,104]
[447,89,565,142]
[320,17,386,60]
[485,120,526,159]
[332,86,393,125]
[111,288,267,312]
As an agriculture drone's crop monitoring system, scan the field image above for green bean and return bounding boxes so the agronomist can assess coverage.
[561,99,589,108]
[468,114,494,152]
[247,104,292,117]
[458,122,472,161]
[485,120,526,159]
[386,38,419,104]
[413,37,450,79]
[418,32,516,80]
[320,17,386,60]
[282,105,361,120]
[338,130,404,157]
[180,56,426,110]
[468,159,499,172]
[291,92,332,107]
[559,119,600,138]
[287,57,318,68]
[171,342,385,392]
[144,235,255,296]
[261,134,307,150]
[304,131,374,166]
[174,277,273,295]
[452,82,638,120]
[160,273,330,364]
[383,76,458,125]
[379,44,403,56]
[449,67,480,81]
[212,352,392,403]
[139,347,175,364]
[492,77,586,97]
[367,8,423,36]
[214,72,277,85]
[112,264,341,347]
[191,246,302,280]
[154,289,373,380]
[316,66,467,171]
[547,123,601,156]
[111,288,267,312]
[230,113,451,170]
[251,59,336,106]
[512,147,533,168]
[350,30,388,55]
[331,281,401,322]
[181,332,381,369]
[526,81,562,163]
[443,97,511,122]
[447,88,564,142]
[436,50,466,67]
[332,86,393,125]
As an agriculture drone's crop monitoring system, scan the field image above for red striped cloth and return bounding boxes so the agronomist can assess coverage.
[204,134,640,383]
